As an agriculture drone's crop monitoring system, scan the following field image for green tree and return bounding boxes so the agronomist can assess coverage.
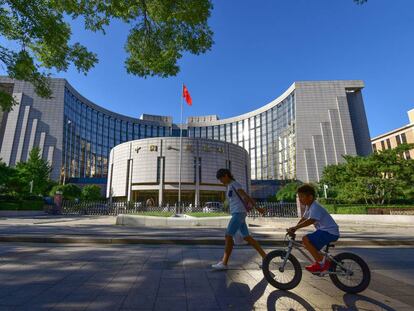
[272,181,301,203]
[50,183,81,200]
[81,185,103,201]
[0,158,15,194]
[14,147,52,195]
[0,0,213,111]
[320,144,414,204]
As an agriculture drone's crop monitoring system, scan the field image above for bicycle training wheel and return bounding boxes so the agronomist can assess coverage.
[262,250,302,290]
[329,252,371,294]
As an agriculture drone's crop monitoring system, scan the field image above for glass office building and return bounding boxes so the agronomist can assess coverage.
[0,77,372,195]
[187,94,295,181]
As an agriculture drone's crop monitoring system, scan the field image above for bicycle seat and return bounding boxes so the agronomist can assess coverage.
[325,244,335,252]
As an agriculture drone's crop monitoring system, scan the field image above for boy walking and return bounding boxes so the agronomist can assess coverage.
[287,184,339,273]
[212,168,267,270]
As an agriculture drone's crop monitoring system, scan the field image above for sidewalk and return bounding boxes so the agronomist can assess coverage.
[1,243,413,310]
[0,215,413,245]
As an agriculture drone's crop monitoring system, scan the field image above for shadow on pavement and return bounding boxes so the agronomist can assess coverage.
[266,290,316,311]
[332,293,397,311]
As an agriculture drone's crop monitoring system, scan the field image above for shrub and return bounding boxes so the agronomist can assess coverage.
[49,184,81,200]
[81,185,103,201]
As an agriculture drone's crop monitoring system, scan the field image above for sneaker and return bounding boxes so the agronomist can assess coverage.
[320,260,331,272]
[212,261,228,270]
[305,261,331,273]
[305,262,321,273]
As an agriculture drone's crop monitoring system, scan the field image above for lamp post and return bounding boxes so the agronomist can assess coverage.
[323,184,328,199]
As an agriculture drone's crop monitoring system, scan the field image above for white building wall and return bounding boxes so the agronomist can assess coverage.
[108,138,250,200]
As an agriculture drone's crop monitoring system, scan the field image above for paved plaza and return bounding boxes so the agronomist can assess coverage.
[0,243,413,311]
[1,215,414,245]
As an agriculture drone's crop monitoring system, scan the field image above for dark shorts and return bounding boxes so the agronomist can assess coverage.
[306,230,339,250]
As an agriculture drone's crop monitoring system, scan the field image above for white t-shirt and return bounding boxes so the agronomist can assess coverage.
[303,201,339,236]
[227,181,246,214]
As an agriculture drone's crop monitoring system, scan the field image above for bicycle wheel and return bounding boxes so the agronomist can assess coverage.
[329,252,370,294]
[262,250,302,290]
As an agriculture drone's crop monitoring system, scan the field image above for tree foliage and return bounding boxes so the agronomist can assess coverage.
[50,183,81,200]
[320,144,414,204]
[14,147,52,195]
[271,181,302,203]
[81,185,103,201]
[0,158,14,193]
[0,0,213,111]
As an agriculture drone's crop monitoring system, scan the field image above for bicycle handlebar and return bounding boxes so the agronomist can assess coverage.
[285,232,296,240]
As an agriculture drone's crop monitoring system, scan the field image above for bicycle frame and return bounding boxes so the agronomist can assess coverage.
[280,235,352,277]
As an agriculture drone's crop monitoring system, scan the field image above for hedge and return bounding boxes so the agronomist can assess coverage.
[0,200,44,210]
[324,204,414,215]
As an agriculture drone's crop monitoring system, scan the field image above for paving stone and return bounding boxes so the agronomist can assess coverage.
[0,243,412,311]
[153,296,187,311]
[85,294,126,311]
[121,294,156,309]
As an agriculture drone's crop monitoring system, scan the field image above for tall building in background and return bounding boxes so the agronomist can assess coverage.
[371,109,414,159]
[0,77,371,198]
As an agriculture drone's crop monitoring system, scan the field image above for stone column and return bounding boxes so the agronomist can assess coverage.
[194,141,200,207]
[158,140,164,206]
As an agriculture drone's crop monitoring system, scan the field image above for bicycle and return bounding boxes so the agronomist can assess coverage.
[262,233,371,293]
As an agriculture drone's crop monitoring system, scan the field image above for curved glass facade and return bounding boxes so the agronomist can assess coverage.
[63,87,172,179]
[188,93,296,180]
[63,85,295,181]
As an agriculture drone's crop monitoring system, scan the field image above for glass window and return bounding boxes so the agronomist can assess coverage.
[213,126,219,140]
[238,121,243,142]
[219,125,225,141]
[133,124,139,139]
[207,126,213,139]
[396,135,401,146]
[194,127,200,138]
[146,125,152,137]
[401,133,407,143]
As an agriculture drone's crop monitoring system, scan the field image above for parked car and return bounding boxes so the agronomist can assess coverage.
[202,202,223,213]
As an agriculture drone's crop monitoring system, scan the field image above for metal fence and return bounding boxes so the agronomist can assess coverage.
[61,200,298,218]
[248,202,298,218]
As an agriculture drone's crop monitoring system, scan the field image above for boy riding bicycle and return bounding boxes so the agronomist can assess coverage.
[287,184,339,273]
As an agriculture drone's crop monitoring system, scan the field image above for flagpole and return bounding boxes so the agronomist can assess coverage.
[178,83,184,210]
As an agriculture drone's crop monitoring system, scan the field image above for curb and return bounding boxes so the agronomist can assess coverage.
[0,235,414,246]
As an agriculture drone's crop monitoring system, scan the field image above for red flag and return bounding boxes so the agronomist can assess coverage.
[182,84,192,106]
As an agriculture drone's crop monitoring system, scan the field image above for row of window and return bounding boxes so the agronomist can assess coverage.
[372,132,411,159]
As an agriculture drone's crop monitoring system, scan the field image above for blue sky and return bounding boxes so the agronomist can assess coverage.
[60,1,412,137]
